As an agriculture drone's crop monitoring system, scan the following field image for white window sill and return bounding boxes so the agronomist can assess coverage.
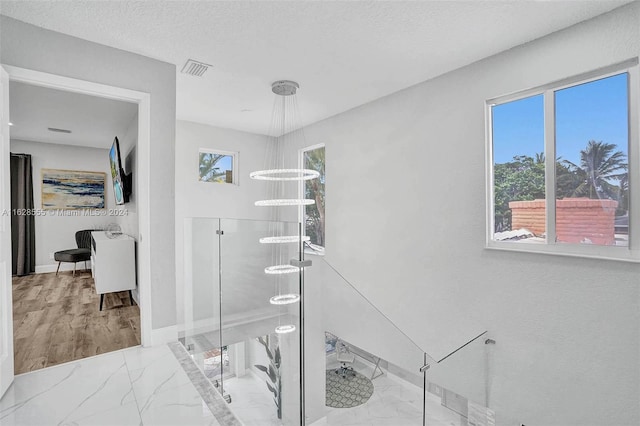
[485,241,640,263]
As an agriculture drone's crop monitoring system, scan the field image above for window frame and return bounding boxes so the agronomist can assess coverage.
[197,148,238,185]
[485,59,640,262]
[299,143,325,252]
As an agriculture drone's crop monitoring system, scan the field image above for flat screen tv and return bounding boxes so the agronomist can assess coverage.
[109,137,132,204]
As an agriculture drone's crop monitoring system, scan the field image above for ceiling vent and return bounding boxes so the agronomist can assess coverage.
[181,59,211,77]
[48,127,71,134]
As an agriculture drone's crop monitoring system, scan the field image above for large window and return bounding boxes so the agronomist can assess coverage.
[301,144,325,252]
[488,61,638,260]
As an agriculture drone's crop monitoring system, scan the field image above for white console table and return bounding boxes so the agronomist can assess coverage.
[91,231,136,311]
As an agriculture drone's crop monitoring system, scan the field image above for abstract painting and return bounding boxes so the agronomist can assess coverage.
[41,169,106,209]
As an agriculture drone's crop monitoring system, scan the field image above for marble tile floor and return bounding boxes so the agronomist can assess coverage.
[221,372,281,426]
[321,356,466,426]
[215,355,467,426]
[0,344,222,426]
[0,343,472,426]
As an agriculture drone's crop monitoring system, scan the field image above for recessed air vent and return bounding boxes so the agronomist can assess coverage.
[48,127,72,134]
[181,59,211,77]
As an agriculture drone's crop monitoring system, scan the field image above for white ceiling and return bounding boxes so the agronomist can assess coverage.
[9,81,138,149]
[1,1,633,135]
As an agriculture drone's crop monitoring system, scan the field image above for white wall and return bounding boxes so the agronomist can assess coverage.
[174,120,270,221]
[114,114,138,239]
[288,4,640,425]
[1,16,177,331]
[10,139,115,272]
[175,120,269,328]
[113,114,140,302]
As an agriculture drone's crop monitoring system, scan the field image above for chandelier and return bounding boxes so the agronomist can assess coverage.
[250,80,317,334]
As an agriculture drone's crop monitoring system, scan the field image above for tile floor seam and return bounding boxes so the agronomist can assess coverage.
[1,344,224,426]
[122,351,145,425]
[55,359,129,425]
[0,363,81,421]
[139,370,178,414]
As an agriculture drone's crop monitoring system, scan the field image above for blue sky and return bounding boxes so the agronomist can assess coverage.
[492,73,628,165]
[200,153,232,172]
[216,155,233,171]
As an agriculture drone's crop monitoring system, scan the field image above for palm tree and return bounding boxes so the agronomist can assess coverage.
[304,147,325,246]
[617,172,629,215]
[199,153,226,182]
[560,140,627,200]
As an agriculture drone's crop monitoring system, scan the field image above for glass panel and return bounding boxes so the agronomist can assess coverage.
[427,336,497,426]
[303,146,325,251]
[181,219,499,425]
[303,257,426,425]
[492,95,546,243]
[555,73,629,246]
[181,217,223,391]
[303,257,499,426]
[219,218,302,426]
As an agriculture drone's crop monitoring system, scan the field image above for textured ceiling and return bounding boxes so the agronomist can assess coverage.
[0,1,633,135]
[9,81,138,149]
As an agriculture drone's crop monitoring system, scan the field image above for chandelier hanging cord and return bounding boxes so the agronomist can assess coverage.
[250,80,316,334]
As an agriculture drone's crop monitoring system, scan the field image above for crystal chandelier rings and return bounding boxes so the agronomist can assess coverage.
[255,199,315,207]
[250,168,320,181]
[275,324,297,334]
[259,235,310,244]
[264,265,300,275]
[269,294,301,305]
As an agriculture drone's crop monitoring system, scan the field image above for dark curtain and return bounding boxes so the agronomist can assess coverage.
[10,153,35,276]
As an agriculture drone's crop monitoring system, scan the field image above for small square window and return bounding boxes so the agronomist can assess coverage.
[198,150,237,185]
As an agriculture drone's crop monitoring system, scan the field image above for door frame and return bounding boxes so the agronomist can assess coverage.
[1,66,13,398]
[2,65,153,347]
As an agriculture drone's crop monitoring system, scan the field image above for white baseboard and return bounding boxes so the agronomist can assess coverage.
[35,263,91,274]
[150,325,177,346]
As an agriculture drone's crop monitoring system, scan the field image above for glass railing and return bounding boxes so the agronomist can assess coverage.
[425,332,497,426]
[303,256,427,425]
[180,217,497,426]
[181,217,303,425]
[181,217,222,389]
[303,256,497,426]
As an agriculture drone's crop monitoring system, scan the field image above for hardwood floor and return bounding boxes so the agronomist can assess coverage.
[12,270,140,375]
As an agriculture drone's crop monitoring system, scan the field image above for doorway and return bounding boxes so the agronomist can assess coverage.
[0,66,153,379]
[10,80,141,373]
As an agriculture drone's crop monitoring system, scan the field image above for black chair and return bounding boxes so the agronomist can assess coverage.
[54,230,93,276]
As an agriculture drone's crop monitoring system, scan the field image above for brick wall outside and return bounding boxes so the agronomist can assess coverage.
[508,198,618,245]
[509,199,546,236]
